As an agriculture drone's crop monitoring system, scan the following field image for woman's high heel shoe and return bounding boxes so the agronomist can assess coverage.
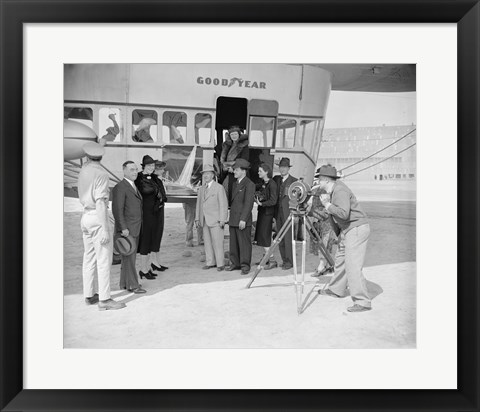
[151,263,168,271]
[139,270,155,280]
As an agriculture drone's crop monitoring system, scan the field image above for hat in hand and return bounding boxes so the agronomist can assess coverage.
[113,233,137,256]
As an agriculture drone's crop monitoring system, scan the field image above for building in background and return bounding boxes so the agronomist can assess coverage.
[318,124,416,181]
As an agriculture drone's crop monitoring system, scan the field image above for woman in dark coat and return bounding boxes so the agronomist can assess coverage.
[220,125,249,205]
[254,163,278,270]
[135,155,169,279]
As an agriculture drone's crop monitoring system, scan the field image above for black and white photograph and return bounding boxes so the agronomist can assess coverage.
[63,63,416,349]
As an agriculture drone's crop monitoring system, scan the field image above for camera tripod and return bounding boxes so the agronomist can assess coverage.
[246,208,335,314]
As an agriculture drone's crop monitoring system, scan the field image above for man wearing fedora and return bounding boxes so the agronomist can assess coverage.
[316,164,372,313]
[273,157,298,270]
[112,160,146,294]
[78,143,126,310]
[195,165,228,271]
[226,158,256,275]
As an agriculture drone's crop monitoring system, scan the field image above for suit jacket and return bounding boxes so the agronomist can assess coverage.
[112,179,143,237]
[273,174,298,220]
[256,179,278,216]
[228,176,255,227]
[196,181,228,227]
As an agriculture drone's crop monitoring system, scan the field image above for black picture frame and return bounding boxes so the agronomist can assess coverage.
[1,1,478,411]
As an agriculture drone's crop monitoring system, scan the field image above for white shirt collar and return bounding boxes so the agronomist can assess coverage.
[124,177,136,189]
[237,176,245,184]
[205,181,213,189]
[282,174,290,182]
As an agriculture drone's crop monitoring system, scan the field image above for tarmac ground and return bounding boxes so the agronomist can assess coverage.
[64,180,416,349]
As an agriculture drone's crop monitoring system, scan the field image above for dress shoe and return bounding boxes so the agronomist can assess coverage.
[139,270,155,280]
[151,263,168,271]
[128,287,146,294]
[217,266,225,272]
[347,304,372,313]
[318,288,341,298]
[85,293,99,305]
[98,299,126,311]
[241,269,250,276]
[264,261,278,270]
[282,264,293,270]
[226,266,241,271]
[202,265,215,270]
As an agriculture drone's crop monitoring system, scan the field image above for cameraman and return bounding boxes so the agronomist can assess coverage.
[316,164,372,313]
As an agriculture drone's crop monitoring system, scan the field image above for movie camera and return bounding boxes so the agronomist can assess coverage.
[287,180,314,212]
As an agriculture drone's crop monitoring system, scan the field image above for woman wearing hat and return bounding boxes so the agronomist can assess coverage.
[220,126,249,204]
[135,155,168,279]
[254,163,279,269]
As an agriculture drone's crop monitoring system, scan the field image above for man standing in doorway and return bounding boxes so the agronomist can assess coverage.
[226,158,255,275]
[78,142,126,311]
[316,164,372,313]
[273,157,297,270]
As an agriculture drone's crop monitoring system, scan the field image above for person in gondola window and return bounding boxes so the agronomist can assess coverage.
[135,155,169,279]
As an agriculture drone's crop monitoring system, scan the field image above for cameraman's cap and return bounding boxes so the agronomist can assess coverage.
[83,142,105,160]
[278,157,292,167]
[317,164,339,179]
[232,158,250,170]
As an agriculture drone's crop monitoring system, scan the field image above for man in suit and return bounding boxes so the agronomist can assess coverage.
[78,143,126,311]
[273,157,298,270]
[195,165,228,271]
[226,158,255,275]
[112,161,146,294]
[316,164,372,313]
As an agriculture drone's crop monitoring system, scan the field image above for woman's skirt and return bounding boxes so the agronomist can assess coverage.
[254,207,274,247]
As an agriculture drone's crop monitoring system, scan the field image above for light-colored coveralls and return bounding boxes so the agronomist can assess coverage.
[78,162,113,301]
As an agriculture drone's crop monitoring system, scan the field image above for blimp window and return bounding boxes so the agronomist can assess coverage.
[195,113,212,145]
[99,108,121,144]
[300,119,318,154]
[276,118,296,149]
[64,107,93,129]
[248,116,275,148]
[163,111,187,144]
[132,109,157,143]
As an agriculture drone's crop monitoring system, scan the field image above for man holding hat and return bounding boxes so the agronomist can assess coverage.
[226,158,255,275]
[78,142,126,310]
[112,160,146,294]
[316,164,372,313]
[273,157,297,270]
[195,165,228,271]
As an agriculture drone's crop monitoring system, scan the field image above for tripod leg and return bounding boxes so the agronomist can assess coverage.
[305,215,335,268]
[291,215,300,313]
[301,216,306,296]
[246,214,293,288]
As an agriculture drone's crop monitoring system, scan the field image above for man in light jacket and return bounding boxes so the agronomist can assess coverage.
[195,165,228,271]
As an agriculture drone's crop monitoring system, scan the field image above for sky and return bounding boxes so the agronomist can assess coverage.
[324,91,417,129]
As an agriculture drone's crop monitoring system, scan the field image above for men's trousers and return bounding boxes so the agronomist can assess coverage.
[203,224,225,267]
[229,226,252,271]
[328,224,371,308]
[80,211,113,301]
[276,210,293,266]
[120,234,140,290]
[183,202,203,246]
